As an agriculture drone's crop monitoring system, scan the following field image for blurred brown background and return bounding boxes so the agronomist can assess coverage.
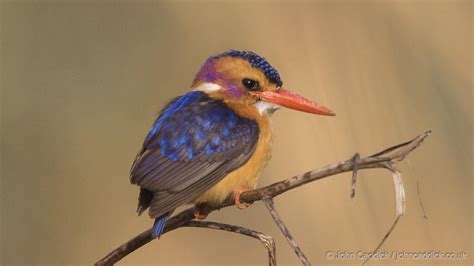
[1,1,471,265]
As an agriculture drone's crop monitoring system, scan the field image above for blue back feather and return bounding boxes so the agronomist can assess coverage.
[145,91,204,142]
[143,91,259,162]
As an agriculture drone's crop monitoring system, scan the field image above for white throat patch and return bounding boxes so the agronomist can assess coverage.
[255,101,280,115]
[193,82,221,92]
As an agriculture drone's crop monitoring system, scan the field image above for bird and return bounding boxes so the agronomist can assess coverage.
[130,50,335,238]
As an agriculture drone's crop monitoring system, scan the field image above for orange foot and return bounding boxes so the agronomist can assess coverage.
[193,205,208,220]
[234,187,253,209]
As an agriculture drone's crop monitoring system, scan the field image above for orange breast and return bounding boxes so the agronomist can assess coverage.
[194,103,273,205]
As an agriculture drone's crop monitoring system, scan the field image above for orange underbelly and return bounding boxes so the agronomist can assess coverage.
[194,114,273,205]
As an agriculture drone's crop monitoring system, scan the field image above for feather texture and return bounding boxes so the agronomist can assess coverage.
[130,91,260,218]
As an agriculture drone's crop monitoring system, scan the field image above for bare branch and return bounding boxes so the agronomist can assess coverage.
[95,130,431,266]
[95,210,196,266]
[184,221,276,266]
[263,197,310,265]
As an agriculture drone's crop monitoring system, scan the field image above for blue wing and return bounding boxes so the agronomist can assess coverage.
[130,91,259,219]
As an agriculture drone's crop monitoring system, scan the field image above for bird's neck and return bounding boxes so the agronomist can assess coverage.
[225,100,271,128]
[225,101,273,156]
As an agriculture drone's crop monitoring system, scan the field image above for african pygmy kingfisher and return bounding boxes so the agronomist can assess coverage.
[130,50,335,237]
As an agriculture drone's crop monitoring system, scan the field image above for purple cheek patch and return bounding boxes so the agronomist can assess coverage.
[227,83,243,99]
[205,73,216,82]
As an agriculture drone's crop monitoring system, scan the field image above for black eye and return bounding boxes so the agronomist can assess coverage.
[242,78,260,91]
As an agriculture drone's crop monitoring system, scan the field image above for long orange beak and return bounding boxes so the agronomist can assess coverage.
[253,88,336,116]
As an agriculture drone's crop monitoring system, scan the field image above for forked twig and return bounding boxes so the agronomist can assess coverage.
[263,197,310,265]
[184,221,276,266]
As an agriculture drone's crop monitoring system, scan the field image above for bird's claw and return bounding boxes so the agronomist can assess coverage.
[193,205,208,220]
[234,188,252,209]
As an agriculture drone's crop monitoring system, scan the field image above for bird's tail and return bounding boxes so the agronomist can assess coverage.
[152,212,171,238]
[137,188,153,215]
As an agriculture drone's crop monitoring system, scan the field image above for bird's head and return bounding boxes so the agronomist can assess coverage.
[192,50,335,117]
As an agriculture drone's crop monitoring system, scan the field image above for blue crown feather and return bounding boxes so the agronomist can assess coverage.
[215,50,283,87]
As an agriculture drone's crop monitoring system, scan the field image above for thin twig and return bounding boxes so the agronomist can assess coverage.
[95,130,431,265]
[350,153,360,198]
[184,221,276,266]
[363,164,405,265]
[407,158,428,220]
[362,215,402,265]
[416,180,428,219]
[263,197,310,265]
[370,130,431,161]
